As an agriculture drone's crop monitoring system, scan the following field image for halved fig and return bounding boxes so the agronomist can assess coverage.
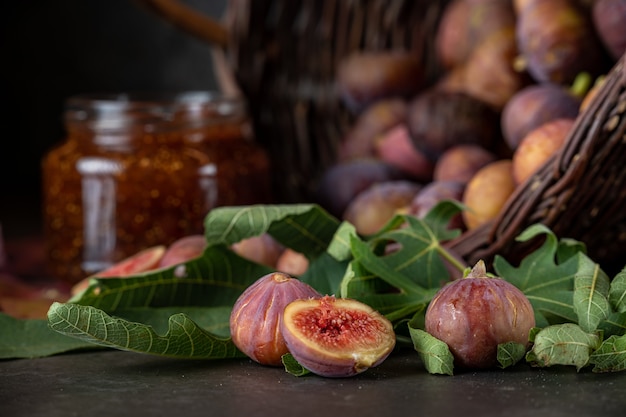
[281,295,396,377]
[70,245,166,296]
[229,272,321,366]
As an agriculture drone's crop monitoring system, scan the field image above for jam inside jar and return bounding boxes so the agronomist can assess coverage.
[42,92,272,284]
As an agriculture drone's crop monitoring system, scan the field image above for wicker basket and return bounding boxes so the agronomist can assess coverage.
[137,0,450,202]
[137,0,625,269]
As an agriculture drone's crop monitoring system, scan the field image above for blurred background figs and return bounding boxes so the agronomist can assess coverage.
[336,50,427,113]
[515,0,612,84]
[407,90,501,161]
[501,82,582,150]
[592,0,626,61]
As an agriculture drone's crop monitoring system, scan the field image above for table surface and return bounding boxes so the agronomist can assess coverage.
[2,347,625,417]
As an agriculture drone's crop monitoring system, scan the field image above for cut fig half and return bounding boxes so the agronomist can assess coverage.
[281,295,396,377]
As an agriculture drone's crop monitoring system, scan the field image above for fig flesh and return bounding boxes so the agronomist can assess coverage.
[229,272,321,366]
[281,295,396,377]
[425,260,535,370]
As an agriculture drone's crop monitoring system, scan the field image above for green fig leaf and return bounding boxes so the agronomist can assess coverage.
[497,342,527,369]
[573,260,611,333]
[526,323,600,370]
[408,325,454,376]
[47,302,243,359]
[608,266,626,313]
[589,334,626,373]
[493,224,583,326]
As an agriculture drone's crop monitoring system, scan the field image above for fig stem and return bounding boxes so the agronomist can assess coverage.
[437,246,468,274]
[570,72,592,99]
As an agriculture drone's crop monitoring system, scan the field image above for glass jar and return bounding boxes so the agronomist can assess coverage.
[42,92,272,284]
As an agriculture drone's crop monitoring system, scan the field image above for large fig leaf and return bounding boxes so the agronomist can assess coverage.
[70,245,273,312]
[493,224,585,327]
[0,313,99,359]
[204,204,340,258]
[47,302,244,359]
[340,202,464,322]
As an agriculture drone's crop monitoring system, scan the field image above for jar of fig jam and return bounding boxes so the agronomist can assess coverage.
[42,92,272,283]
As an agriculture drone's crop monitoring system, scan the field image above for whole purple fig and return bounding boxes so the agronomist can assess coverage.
[230,272,321,366]
[425,260,535,369]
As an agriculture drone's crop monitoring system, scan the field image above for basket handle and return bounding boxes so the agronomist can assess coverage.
[135,0,229,48]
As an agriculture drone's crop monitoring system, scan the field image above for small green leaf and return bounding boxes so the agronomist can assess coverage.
[47,302,244,359]
[608,266,626,313]
[497,342,527,369]
[408,325,454,375]
[573,259,611,332]
[589,334,626,372]
[282,353,311,376]
[526,323,600,370]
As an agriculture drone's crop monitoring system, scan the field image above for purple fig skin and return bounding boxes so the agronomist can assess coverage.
[281,295,396,378]
[229,272,321,366]
[425,260,535,370]
[592,0,626,61]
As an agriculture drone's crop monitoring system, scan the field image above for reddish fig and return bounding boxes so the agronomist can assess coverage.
[281,295,396,377]
[70,245,166,296]
[229,272,321,366]
[338,99,407,161]
[158,235,207,268]
[425,260,535,369]
[276,248,309,277]
[231,233,285,268]
[434,144,498,184]
[374,124,434,182]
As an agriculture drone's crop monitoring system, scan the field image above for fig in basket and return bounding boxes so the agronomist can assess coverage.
[336,50,427,113]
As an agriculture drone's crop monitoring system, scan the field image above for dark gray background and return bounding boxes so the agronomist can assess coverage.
[0,0,227,237]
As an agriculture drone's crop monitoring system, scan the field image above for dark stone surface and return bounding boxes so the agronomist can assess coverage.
[1,348,625,417]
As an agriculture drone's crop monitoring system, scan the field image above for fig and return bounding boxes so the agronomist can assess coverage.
[435,0,516,70]
[408,180,466,231]
[501,82,581,150]
[336,51,426,113]
[433,144,498,184]
[462,159,516,230]
[343,180,422,236]
[276,248,309,277]
[425,260,535,369]
[407,90,500,161]
[229,272,322,366]
[314,159,407,219]
[338,99,407,162]
[592,0,626,61]
[374,124,434,182]
[281,295,396,377]
[231,233,285,268]
[70,245,166,296]
[462,26,529,111]
[511,118,574,185]
[157,235,207,268]
[515,0,610,84]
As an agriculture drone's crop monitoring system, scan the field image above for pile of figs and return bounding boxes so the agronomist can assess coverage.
[314,0,626,236]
